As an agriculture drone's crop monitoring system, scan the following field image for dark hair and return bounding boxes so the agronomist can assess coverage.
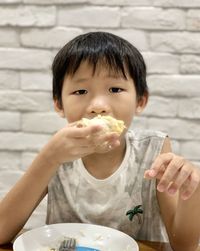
[52,31,148,105]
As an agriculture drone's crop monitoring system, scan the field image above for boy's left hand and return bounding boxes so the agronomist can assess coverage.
[144,153,200,200]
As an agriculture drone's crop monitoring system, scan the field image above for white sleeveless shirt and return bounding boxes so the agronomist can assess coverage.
[46,130,168,241]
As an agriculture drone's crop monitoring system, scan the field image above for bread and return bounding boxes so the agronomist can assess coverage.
[77,115,125,135]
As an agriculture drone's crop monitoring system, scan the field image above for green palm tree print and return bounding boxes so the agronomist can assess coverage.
[126,205,143,223]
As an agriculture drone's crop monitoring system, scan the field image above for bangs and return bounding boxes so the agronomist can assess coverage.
[52,31,147,102]
[60,33,129,79]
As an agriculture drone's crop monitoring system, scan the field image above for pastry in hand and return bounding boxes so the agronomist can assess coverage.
[77,115,126,135]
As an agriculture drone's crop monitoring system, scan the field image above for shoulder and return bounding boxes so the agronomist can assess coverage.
[126,129,168,164]
[127,129,167,142]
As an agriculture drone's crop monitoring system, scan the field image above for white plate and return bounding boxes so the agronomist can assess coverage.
[13,223,139,251]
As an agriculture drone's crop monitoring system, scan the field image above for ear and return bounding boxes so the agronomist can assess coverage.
[54,99,65,118]
[136,92,148,115]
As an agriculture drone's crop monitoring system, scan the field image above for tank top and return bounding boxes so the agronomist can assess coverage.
[46,129,168,241]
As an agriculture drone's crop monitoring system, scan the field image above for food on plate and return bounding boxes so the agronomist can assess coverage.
[15,223,138,251]
[39,237,101,251]
[77,115,126,135]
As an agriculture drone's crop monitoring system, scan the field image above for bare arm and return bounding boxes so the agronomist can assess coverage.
[144,137,200,251]
[0,149,57,244]
[0,122,120,244]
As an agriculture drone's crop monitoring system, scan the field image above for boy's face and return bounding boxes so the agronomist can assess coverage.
[54,61,147,129]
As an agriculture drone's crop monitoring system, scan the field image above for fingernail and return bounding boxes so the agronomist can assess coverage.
[149,169,156,177]
[144,173,150,179]
[181,192,190,200]
[168,188,176,195]
[157,184,165,192]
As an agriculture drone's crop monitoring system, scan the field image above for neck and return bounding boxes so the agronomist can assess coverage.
[82,137,126,179]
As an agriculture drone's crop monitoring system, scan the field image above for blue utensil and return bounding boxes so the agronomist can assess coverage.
[76,247,100,251]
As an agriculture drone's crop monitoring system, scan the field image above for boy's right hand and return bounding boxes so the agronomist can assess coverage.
[44,122,121,166]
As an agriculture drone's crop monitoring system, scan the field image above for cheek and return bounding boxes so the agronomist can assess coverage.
[64,112,77,123]
[61,98,85,123]
[120,99,137,127]
[123,110,135,127]
[63,107,81,123]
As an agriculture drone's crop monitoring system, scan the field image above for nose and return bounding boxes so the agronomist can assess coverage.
[87,95,111,115]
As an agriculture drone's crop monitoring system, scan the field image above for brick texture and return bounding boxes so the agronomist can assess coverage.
[0,0,200,229]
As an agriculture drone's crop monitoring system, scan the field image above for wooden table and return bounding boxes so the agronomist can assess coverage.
[0,240,174,251]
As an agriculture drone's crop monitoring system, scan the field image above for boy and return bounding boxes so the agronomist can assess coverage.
[0,32,199,251]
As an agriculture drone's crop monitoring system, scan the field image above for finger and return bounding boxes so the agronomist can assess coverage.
[69,139,106,157]
[144,165,165,179]
[69,131,120,154]
[67,121,80,127]
[157,158,185,192]
[167,163,193,195]
[149,152,175,177]
[66,124,104,138]
[180,171,200,200]
[93,137,121,153]
[77,141,112,155]
[73,146,96,158]
[94,142,113,153]
[90,132,120,147]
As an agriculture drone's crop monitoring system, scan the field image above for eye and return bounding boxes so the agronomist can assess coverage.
[109,87,124,93]
[72,89,88,95]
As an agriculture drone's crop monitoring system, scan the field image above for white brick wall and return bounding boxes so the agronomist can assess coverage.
[0,0,200,228]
